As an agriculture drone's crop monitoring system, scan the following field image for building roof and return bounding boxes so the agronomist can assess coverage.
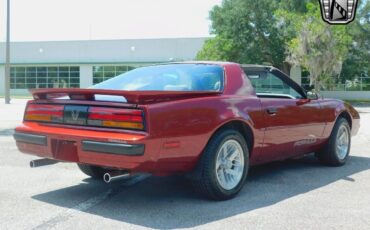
[0,37,207,65]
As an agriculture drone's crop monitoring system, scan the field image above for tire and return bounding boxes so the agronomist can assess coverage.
[316,117,351,166]
[77,164,107,179]
[190,129,249,200]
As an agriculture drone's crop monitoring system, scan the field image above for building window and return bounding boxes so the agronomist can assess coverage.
[93,65,138,84]
[10,66,80,89]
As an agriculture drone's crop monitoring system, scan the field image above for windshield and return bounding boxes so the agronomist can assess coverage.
[92,64,224,91]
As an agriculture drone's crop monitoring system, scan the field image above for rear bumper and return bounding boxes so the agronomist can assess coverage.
[14,122,160,172]
[13,133,145,156]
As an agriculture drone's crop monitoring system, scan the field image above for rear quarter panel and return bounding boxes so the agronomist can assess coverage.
[143,95,264,173]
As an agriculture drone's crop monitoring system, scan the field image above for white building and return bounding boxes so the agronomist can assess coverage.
[0,37,207,95]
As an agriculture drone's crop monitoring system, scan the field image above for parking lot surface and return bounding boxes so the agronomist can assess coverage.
[1,99,370,230]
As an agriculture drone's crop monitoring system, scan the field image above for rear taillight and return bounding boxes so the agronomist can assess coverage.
[23,104,145,131]
[25,104,64,123]
[87,107,144,130]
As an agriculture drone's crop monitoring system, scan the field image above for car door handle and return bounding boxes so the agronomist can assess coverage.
[266,107,278,115]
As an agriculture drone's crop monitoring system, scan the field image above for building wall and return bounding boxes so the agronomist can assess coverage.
[80,65,93,88]
[0,38,206,65]
[0,66,4,95]
[289,65,302,85]
[0,63,153,95]
[0,38,207,96]
[321,91,370,100]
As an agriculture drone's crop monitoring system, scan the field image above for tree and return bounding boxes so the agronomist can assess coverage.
[278,3,352,92]
[196,35,239,61]
[197,0,315,71]
[197,0,360,91]
[341,1,370,90]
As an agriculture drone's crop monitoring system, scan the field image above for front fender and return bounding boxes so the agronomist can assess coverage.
[329,101,360,137]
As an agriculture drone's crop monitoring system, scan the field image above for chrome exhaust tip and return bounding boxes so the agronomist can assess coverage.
[30,158,59,168]
[103,171,130,183]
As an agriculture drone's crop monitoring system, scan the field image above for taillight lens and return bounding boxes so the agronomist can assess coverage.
[23,104,145,131]
[25,104,64,123]
[87,107,144,130]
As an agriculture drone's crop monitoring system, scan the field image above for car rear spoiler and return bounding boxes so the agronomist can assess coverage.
[30,88,222,104]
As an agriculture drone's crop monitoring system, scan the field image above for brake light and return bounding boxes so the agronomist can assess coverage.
[23,104,145,131]
[24,104,64,123]
[87,107,144,130]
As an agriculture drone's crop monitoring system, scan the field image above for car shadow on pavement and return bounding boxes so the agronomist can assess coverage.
[32,155,370,229]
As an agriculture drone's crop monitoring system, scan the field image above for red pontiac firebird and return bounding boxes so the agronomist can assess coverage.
[14,62,360,200]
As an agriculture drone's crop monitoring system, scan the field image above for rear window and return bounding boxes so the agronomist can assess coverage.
[92,64,224,91]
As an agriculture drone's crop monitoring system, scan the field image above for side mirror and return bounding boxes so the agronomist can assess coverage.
[307,91,319,100]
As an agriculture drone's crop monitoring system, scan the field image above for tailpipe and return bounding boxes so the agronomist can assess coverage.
[30,158,59,168]
[103,171,130,183]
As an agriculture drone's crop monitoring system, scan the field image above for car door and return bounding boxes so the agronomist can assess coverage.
[247,69,326,163]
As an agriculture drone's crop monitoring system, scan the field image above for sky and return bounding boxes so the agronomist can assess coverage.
[0,0,221,42]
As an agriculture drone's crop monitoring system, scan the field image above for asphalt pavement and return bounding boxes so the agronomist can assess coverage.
[1,99,370,230]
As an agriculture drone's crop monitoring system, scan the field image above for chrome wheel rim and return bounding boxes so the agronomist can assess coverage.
[215,139,244,190]
[336,125,350,160]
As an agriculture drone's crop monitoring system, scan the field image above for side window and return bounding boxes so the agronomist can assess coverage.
[248,72,303,99]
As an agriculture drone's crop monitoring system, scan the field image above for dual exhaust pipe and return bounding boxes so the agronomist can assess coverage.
[30,158,59,168]
[30,158,130,183]
[103,171,130,183]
